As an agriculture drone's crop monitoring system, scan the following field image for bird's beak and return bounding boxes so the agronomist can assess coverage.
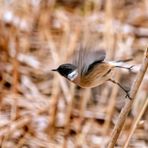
[51,69,57,71]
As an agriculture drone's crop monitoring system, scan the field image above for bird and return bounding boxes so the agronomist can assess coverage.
[52,48,133,99]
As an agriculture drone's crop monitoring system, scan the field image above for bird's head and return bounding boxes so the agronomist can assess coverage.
[52,64,78,81]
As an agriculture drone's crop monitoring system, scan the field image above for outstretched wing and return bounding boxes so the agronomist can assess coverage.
[73,47,106,75]
[86,50,106,74]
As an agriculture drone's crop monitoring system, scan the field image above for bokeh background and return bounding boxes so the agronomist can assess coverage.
[0,0,148,147]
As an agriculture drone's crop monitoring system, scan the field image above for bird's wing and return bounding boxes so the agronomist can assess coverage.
[84,50,106,75]
[73,48,106,75]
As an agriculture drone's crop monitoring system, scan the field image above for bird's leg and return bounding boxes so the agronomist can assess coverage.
[108,79,132,100]
[115,65,134,72]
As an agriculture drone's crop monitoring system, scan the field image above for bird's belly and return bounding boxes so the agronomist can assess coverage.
[79,76,109,88]
[79,69,115,88]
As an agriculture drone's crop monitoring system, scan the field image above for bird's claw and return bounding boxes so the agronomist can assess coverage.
[127,65,134,72]
[125,89,132,100]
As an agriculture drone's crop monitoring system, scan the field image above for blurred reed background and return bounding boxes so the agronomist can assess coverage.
[0,0,148,147]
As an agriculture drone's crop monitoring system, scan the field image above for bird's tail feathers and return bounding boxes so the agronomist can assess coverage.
[108,58,132,66]
[108,59,134,72]
[116,58,133,63]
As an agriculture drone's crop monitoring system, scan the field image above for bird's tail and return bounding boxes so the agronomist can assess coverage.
[116,58,133,63]
[108,59,134,72]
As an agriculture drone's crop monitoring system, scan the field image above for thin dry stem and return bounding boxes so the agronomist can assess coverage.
[104,0,115,60]
[76,88,91,147]
[63,84,75,148]
[65,26,80,60]
[123,96,148,148]
[10,34,20,124]
[48,76,60,137]
[12,35,19,94]
[108,48,148,148]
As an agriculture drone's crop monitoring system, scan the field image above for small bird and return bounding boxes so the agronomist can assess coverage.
[52,48,133,99]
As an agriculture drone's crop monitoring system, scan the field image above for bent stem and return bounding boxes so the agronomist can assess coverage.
[108,48,148,148]
[123,96,148,148]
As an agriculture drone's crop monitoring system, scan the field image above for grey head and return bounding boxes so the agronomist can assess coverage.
[52,63,78,81]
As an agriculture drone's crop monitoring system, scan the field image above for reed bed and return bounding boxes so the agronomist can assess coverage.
[0,0,148,147]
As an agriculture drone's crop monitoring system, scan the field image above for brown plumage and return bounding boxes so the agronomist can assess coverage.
[71,48,114,87]
[77,62,114,88]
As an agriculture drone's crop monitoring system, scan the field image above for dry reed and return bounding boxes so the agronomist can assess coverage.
[0,0,147,147]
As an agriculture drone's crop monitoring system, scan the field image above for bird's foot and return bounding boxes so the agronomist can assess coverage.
[127,65,134,72]
[124,89,132,100]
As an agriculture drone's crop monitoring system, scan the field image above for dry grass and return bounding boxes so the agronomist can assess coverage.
[0,0,148,147]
